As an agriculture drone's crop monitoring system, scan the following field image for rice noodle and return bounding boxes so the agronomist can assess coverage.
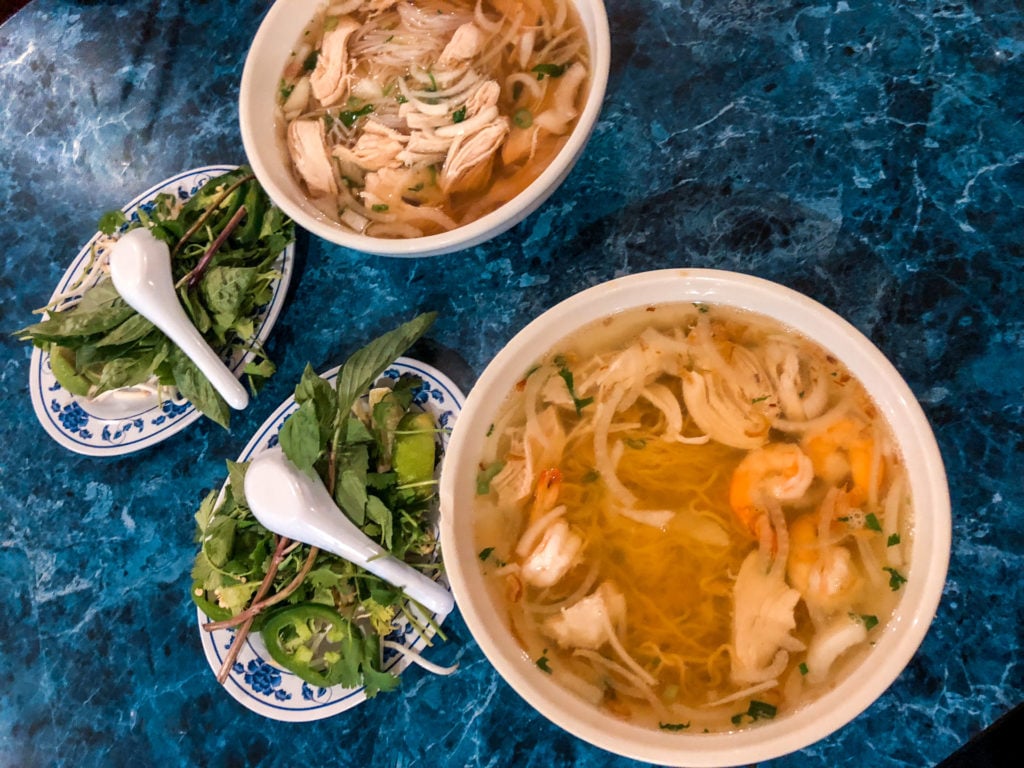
[705,678,779,708]
[573,649,660,703]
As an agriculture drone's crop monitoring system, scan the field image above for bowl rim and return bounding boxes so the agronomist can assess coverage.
[239,0,612,257]
[439,268,951,766]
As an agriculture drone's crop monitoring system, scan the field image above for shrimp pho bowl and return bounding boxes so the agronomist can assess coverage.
[439,269,950,765]
[239,0,610,257]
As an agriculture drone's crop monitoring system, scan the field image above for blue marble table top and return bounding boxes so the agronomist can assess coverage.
[1,1,1021,766]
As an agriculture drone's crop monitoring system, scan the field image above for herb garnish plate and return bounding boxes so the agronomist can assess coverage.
[197,357,463,722]
[27,165,295,456]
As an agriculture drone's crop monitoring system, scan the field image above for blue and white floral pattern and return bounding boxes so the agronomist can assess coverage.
[197,358,464,722]
[27,166,295,457]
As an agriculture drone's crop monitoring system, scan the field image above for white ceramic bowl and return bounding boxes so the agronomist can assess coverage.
[439,269,951,766]
[239,0,611,257]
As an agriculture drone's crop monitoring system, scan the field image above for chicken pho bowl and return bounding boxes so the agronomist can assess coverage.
[439,270,950,765]
[240,0,610,256]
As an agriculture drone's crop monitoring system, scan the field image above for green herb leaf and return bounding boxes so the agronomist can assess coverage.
[554,356,593,414]
[864,512,883,532]
[169,349,229,429]
[334,312,436,426]
[532,63,566,80]
[279,399,324,474]
[883,566,908,591]
[338,103,374,127]
[731,700,777,725]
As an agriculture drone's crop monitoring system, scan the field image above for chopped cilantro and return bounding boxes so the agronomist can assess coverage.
[553,355,593,414]
[338,103,374,127]
[887,533,901,547]
[864,512,882,532]
[731,700,777,725]
[536,652,552,674]
[799,662,809,676]
[452,106,467,123]
[478,547,495,562]
[884,567,908,591]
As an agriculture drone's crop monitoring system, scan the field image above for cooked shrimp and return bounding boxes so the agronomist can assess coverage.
[729,443,814,546]
[521,519,584,587]
[801,416,880,505]
[787,512,862,613]
[514,467,582,588]
[530,467,562,523]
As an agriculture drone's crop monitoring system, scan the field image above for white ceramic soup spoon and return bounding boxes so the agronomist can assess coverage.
[108,228,249,410]
[243,447,455,618]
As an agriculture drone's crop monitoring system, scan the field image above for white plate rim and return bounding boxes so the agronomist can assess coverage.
[197,356,464,721]
[27,164,295,457]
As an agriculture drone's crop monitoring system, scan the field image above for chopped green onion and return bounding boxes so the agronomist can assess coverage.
[513,108,533,129]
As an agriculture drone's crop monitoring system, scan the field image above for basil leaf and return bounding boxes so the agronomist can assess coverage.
[278,398,323,474]
[333,443,369,524]
[169,349,230,429]
[365,495,393,551]
[92,314,156,348]
[334,312,436,422]
[226,460,250,508]
[199,265,260,326]
[294,363,336,444]
[19,299,135,341]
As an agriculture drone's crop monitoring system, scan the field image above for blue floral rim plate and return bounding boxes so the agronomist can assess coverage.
[28,165,295,457]
[197,357,464,722]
